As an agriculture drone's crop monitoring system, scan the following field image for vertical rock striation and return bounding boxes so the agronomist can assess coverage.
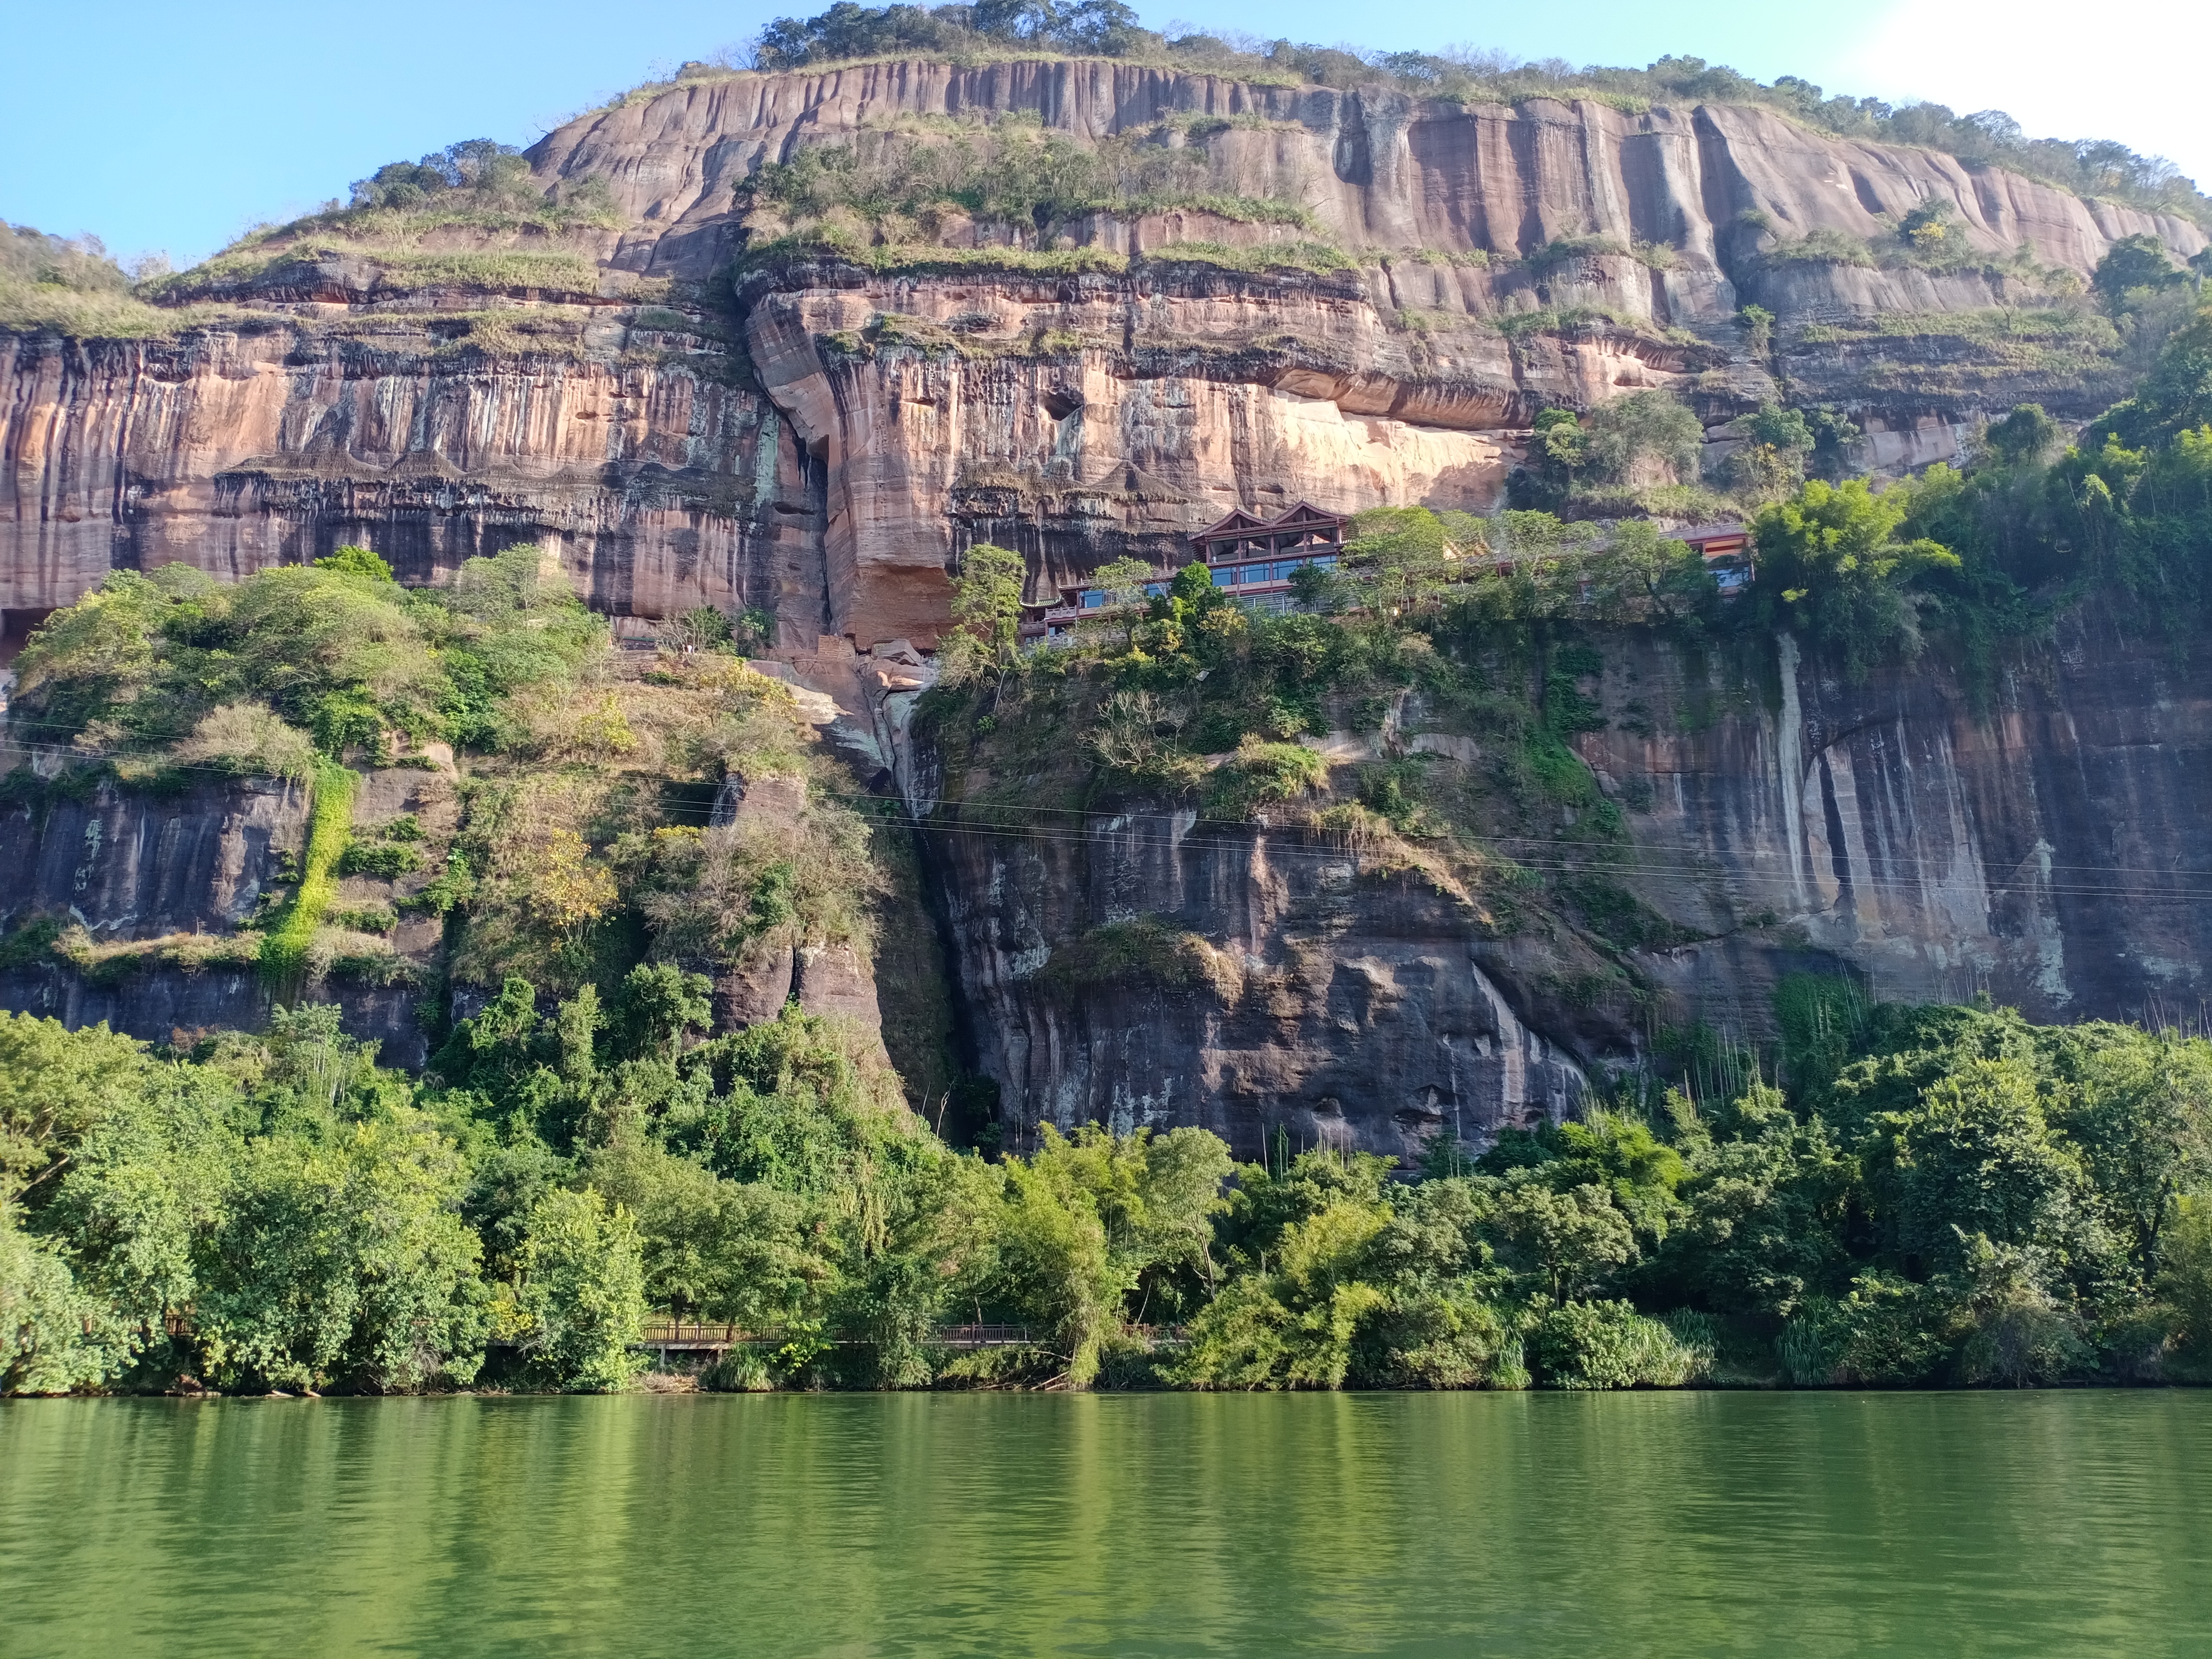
[1580,605,2212,1027]
[5,58,2211,1127]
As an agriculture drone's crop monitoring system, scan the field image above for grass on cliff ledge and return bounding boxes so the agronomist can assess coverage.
[736,113,1329,266]
[0,223,250,338]
[0,277,247,340]
[0,218,618,339]
[737,236,1130,280]
[150,240,609,302]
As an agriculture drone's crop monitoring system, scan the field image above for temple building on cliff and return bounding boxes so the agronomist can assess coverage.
[1022,505,1751,642]
[1031,502,1349,641]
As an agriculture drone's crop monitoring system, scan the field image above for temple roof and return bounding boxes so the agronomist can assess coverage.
[1268,501,1345,528]
[1190,507,1273,542]
[1190,501,1348,543]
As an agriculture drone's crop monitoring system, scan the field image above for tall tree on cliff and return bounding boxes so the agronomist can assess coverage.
[941,543,1026,692]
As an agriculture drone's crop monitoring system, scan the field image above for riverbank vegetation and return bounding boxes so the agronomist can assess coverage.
[6,982,2211,1395]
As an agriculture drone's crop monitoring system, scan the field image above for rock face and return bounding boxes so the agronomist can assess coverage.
[0,326,808,629]
[0,773,428,1063]
[535,64,2202,289]
[706,769,890,1047]
[0,774,304,937]
[918,800,1587,1163]
[896,605,2212,1160]
[4,60,2203,632]
[0,960,426,1067]
[6,57,2211,1132]
[1581,606,2212,1026]
[742,267,1545,646]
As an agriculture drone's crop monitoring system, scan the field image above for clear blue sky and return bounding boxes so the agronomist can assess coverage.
[1,0,2198,267]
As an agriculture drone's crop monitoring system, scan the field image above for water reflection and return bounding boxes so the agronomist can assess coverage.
[3,1392,2208,1657]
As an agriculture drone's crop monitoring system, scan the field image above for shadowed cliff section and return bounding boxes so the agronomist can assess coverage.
[1585,603,2212,1028]
[0,771,429,1063]
[892,573,2212,1162]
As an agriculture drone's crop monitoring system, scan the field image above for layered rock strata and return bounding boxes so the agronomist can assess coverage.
[536,63,2203,290]
[1582,607,2212,1027]
[0,323,806,627]
[6,59,2211,1147]
[6,60,2204,632]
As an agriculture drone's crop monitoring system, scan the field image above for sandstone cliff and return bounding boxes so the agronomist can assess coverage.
[5,58,2209,1159]
[534,63,2200,290]
[4,59,2202,638]
[881,604,2212,1160]
[0,324,800,626]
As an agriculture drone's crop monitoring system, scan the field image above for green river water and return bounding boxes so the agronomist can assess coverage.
[2,1391,2207,1657]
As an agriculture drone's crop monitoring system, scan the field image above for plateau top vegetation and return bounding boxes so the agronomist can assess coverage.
[5,2,2212,337]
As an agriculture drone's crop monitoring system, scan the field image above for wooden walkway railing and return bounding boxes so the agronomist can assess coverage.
[636,1322,1046,1351]
[634,1322,1188,1352]
[158,1314,1179,1354]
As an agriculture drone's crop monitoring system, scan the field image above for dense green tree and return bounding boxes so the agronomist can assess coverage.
[1350,1178,1521,1388]
[1779,1271,1954,1385]
[1752,477,1961,677]
[494,1187,646,1392]
[1857,1057,2092,1278]
[940,543,1027,685]
[2090,305,2212,450]
[2157,1198,2212,1361]
[2052,1029,2212,1262]
[979,1124,1235,1382]
[192,1113,488,1392]
[1729,403,1816,498]
[44,1068,240,1360]
[1584,389,1704,486]
[610,962,713,1062]
[0,1013,168,1199]
[1982,403,2061,467]
[2094,233,2188,312]
[9,542,601,761]
[0,1215,116,1395]
[1171,1187,1393,1389]
[1528,1299,1694,1389]
[586,1139,828,1329]
[1649,1085,1852,1320]
[1483,1175,1639,1306]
